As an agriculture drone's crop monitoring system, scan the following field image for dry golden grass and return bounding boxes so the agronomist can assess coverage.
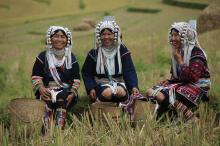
[0,0,220,145]
[0,0,129,23]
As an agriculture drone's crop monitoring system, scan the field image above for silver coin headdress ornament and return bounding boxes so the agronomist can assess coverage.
[95,16,121,48]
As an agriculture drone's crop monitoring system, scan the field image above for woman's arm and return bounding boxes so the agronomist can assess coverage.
[121,46,139,94]
[31,55,51,99]
[81,52,97,95]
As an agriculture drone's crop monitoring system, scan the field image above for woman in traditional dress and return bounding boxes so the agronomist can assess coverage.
[31,26,80,130]
[82,16,139,103]
[146,21,211,121]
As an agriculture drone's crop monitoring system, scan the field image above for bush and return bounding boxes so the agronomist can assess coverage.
[33,0,51,6]
[0,4,10,10]
[162,0,208,10]
[103,11,111,16]
[127,7,161,13]
[79,0,86,10]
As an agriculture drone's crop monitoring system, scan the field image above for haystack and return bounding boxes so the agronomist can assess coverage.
[73,22,93,31]
[197,4,220,33]
[82,18,96,28]
[73,18,96,31]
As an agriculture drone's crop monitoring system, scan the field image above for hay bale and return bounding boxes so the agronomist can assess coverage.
[8,98,45,136]
[82,18,96,28]
[197,4,220,33]
[73,22,93,31]
[73,18,96,31]
[90,102,122,122]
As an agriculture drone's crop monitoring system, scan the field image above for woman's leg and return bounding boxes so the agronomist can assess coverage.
[112,85,128,102]
[146,88,170,119]
[98,83,128,102]
[173,100,194,121]
[55,108,67,130]
[115,86,126,97]
[55,90,69,130]
[98,87,113,102]
[43,103,53,133]
[146,88,166,103]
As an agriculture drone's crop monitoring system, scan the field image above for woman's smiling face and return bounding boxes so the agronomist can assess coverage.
[100,29,115,47]
[170,29,181,49]
[51,30,67,50]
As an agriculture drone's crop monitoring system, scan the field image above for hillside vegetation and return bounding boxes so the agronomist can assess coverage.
[0,0,220,145]
[0,0,129,24]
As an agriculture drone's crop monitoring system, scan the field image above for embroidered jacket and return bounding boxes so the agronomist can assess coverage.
[150,46,211,107]
[170,46,211,93]
[31,51,80,99]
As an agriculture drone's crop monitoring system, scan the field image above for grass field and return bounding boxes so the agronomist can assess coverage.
[0,0,220,145]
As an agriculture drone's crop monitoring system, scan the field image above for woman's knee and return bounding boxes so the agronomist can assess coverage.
[115,86,126,97]
[146,88,165,103]
[156,92,165,103]
[146,88,154,97]
[101,88,112,99]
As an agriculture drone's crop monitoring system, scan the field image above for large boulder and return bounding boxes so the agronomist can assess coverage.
[197,4,220,33]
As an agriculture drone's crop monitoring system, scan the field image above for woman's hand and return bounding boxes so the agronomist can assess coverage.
[132,87,139,95]
[39,86,51,101]
[159,80,169,86]
[172,47,183,65]
[66,93,74,107]
[89,89,97,102]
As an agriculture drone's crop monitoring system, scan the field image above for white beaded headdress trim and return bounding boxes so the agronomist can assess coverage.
[168,20,207,78]
[46,26,73,70]
[95,16,121,47]
[46,26,72,49]
[168,21,197,46]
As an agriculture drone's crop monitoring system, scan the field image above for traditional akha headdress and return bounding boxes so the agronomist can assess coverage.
[95,16,121,48]
[46,26,73,88]
[168,20,207,78]
[46,26,72,49]
[46,26,72,69]
[95,16,122,75]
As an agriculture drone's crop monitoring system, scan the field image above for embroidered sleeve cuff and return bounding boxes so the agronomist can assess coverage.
[31,76,43,93]
[71,79,81,95]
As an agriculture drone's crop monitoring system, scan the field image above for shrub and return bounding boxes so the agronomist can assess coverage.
[79,0,86,10]
[0,4,10,10]
[103,11,111,16]
[162,0,208,10]
[33,0,51,6]
[127,7,161,13]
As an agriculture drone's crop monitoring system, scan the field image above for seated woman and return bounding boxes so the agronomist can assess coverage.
[82,16,139,103]
[31,26,80,130]
[146,21,211,121]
